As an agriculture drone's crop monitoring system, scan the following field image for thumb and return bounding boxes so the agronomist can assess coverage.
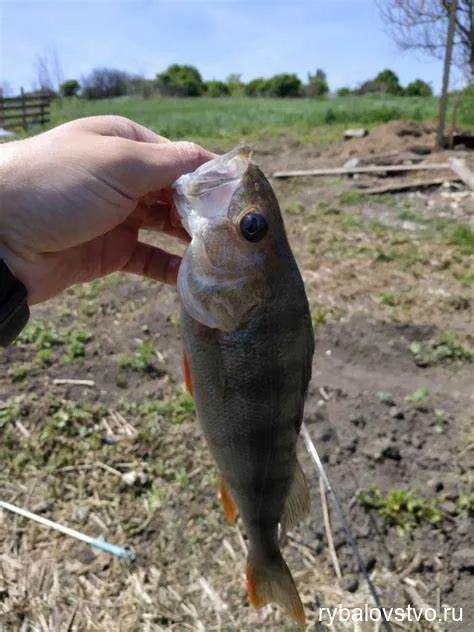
[115,139,215,197]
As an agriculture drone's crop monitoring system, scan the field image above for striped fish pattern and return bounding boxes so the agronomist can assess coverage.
[173,148,314,623]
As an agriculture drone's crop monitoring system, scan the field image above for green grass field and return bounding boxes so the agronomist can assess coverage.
[44,94,473,145]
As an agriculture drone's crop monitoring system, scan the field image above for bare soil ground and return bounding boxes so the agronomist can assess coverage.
[1,122,473,631]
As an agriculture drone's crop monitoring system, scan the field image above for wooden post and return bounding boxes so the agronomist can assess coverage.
[40,101,45,126]
[20,87,27,132]
[0,94,4,129]
[435,0,457,151]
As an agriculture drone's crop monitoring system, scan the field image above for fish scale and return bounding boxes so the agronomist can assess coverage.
[174,148,314,623]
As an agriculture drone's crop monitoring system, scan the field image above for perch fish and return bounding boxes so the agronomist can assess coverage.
[173,147,314,623]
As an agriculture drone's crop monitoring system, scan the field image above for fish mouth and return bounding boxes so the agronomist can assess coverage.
[183,145,252,197]
[172,146,252,236]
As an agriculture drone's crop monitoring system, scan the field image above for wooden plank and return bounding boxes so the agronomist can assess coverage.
[272,163,452,178]
[449,158,474,191]
[3,106,48,115]
[28,118,50,126]
[361,176,460,195]
[4,95,51,105]
[3,118,50,130]
[3,110,48,120]
[343,128,368,139]
[21,88,27,131]
[3,101,51,111]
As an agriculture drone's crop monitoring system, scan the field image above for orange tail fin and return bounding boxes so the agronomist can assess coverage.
[219,478,238,524]
[182,352,193,396]
[246,550,305,624]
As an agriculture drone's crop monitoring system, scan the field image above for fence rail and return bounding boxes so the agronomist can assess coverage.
[0,88,52,131]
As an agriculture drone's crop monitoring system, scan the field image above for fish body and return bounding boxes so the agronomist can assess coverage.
[173,148,314,623]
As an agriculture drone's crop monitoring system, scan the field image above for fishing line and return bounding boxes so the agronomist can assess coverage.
[301,423,393,632]
[0,500,135,562]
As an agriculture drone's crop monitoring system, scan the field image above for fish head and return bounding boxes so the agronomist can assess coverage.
[173,147,286,332]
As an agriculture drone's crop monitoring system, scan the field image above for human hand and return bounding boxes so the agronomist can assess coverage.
[0,115,213,304]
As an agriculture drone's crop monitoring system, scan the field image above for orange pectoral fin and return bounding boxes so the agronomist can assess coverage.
[219,478,238,524]
[183,352,193,396]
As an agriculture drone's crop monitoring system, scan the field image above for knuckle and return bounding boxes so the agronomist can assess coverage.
[108,137,134,164]
[98,115,137,139]
[175,141,208,166]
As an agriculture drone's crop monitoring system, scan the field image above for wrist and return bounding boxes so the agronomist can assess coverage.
[0,135,32,345]
[0,143,31,297]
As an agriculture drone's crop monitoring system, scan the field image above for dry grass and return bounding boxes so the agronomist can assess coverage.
[1,130,472,631]
[1,531,430,632]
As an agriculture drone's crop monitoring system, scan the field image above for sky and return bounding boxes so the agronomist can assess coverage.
[0,0,454,96]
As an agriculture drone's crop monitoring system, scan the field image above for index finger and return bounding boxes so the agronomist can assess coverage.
[50,114,170,144]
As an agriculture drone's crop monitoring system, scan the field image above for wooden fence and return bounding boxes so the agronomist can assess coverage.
[0,88,52,132]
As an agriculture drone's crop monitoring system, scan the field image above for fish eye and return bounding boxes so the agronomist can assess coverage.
[239,212,268,243]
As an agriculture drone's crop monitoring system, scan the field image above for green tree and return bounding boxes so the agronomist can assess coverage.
[141,80,155,99]
[156,64,203,96]
[82,68,130,99]
[226,73,245,96]
[60,79,80,97]
[204,80,230,97]
[373,68,403,94]
[357,68,403,95]
[307,69,329,97]
[405,79,433,96]
[125,75,148,96]
[268,73,302,97]
[245,77,271,97]
[336,86,351,96]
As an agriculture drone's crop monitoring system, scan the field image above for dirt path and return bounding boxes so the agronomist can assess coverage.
[1,127,473,630]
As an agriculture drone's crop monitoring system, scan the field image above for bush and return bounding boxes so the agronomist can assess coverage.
[267,73,302,97]
[358,69,403,95]
[337,87,351,97]
[204,80,230,97]
[374,69,403,95]
[82,68,130,99]
[324,108,336,124]
[156,64,203,97]
[457,84,474,125]
[307,69,329,97]
[141,80,155,99]
[226,73,245,96]
[245,77,271,97]
[125,75,149,96]
[405,79,433,97]
[245,74,301,98]
[60,79,80,98]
